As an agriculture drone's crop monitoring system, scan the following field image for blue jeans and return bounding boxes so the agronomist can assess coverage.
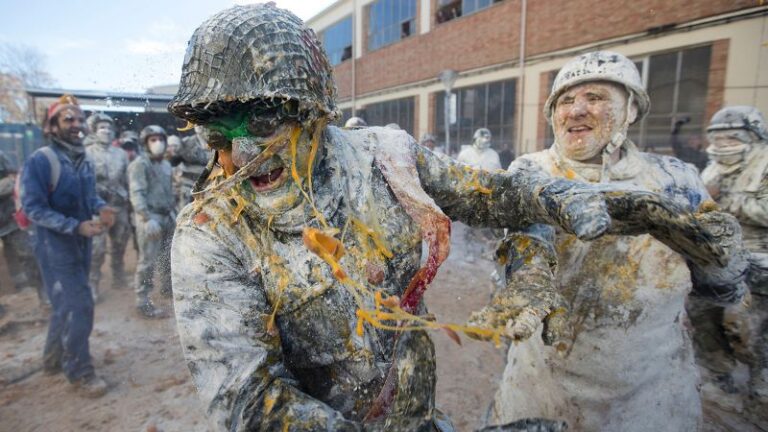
[36,232,95,381]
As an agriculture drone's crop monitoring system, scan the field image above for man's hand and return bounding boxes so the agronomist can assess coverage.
[99,206,116,228]
[601,190,726,267]
[78,220,104,237]
[466,234,571,350]
[537,180,611,241]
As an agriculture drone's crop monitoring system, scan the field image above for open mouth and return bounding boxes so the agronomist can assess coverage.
[249,166,287,192]
[567,125,593,133]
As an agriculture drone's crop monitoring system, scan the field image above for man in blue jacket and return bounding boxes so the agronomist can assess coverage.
[21,95,114,398]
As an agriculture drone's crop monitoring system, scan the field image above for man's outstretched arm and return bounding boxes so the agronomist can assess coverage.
[412,140,609,240]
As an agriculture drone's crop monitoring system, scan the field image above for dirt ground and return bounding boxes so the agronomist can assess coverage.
[0,223,765,431]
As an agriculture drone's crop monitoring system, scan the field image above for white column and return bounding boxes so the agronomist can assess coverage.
[354,0,365,59]
[420,0,431,34]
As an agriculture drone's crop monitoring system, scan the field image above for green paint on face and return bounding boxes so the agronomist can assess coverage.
[208,111,250,140]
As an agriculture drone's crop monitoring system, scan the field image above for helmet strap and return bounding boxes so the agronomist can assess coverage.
[600,91,634,182]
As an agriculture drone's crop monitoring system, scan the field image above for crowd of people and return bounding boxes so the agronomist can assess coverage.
[0,3,765,431]
[0,99,211,395]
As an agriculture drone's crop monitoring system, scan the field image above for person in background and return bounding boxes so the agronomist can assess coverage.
[168,126,211,213]
[457,128,502,171]
[84,113,131,296]
[0,150,43,302]
[696,105,768,404]
[344,116,367,128]
[419,133,444,155]
[21,95,115,398]
[118,130,139,162]
[128,125,175,318]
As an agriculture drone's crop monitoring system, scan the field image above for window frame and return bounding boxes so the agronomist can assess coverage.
[367,0,417,52]
[358,96,416,136]
[434,78,517,152]
[321,16,353,66]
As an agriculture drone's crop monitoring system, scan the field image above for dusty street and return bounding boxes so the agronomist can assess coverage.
[1,223,765,431]
[0,223,506,432]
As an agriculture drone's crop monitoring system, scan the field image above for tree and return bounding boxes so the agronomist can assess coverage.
[0,43,57,123]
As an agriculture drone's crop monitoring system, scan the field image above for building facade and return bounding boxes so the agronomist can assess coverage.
[307,0,768,163]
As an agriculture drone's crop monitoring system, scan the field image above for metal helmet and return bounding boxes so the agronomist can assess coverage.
[139,125,167,146]
[168,3,338,124]
[544,51,650,124]
[86,113,113,133]
[119,130,139,151]
[707,106,768,141]
[473,128,491,141]
[344,116,367,128]
[120,130,138,143]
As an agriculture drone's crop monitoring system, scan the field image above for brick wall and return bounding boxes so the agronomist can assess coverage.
[704,39,729,125]
[335,60,353,100]
[334,0,754,99]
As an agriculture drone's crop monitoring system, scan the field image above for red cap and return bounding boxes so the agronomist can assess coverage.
[43,94,80,136]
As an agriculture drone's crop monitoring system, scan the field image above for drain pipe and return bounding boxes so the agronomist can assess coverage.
[515,0,527,156]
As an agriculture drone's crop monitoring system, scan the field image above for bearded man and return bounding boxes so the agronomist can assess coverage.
[21,95,114,397]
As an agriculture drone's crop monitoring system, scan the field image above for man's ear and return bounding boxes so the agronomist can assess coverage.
[627,102,638,124]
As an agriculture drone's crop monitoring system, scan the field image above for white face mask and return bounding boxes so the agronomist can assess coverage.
[148,139,166,157]
[706,143,750,166]
[474,136,491,150]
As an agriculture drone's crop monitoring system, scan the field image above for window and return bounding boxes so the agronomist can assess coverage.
[436,0,502,24]
[322,16,353,66]
[358,97,415,136]
[368,0,417,51]
[629,45,711,166]
[434,79,517,151]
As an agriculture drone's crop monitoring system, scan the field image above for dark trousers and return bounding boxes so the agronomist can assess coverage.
[36,235,95,381]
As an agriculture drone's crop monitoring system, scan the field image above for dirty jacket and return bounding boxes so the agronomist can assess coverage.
[701,144,768,253]
[128,154,174,219]
[20,140,105,265]
[492,141,742,432]
[456,145,502,171]
[85,138,130,208]
[172,126,594,432]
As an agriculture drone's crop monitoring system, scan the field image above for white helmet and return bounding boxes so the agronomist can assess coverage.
[707,106,767,141]
[344,116,367,128]
[86,113,114,133]
[544,51,649,124]
[473,128,491,141]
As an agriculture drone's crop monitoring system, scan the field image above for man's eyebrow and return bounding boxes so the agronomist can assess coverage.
[585,90,607,97]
